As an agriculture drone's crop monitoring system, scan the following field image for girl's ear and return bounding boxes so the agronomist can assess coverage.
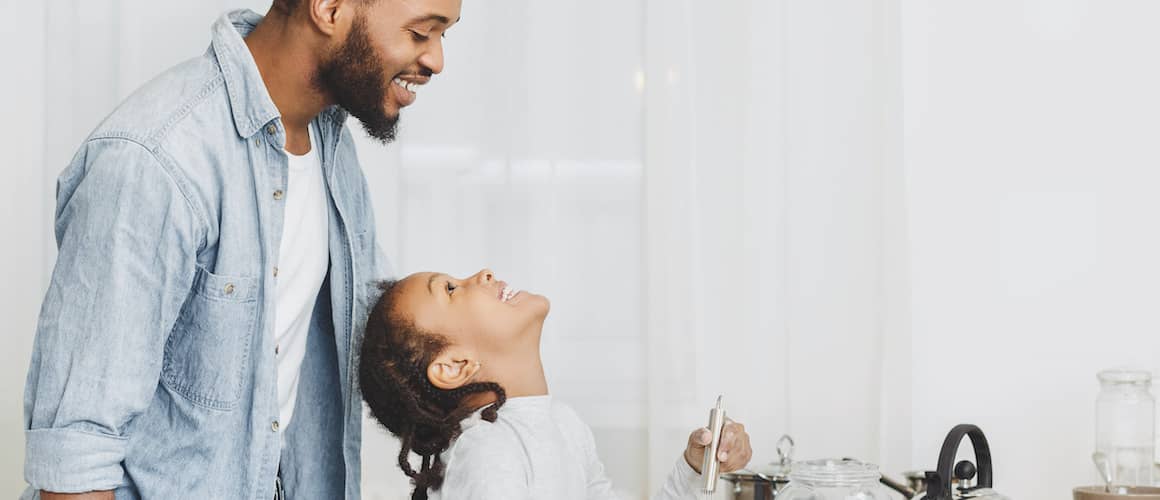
[426,348,482,390]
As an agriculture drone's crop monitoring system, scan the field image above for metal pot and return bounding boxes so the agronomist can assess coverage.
[720,471,790,500]
[720,435,794,500]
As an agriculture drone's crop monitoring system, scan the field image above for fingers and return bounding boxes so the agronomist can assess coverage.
[715,422,753,473]
[697,428,712,446]
[684,428,711,474]
[716,422,742,458]
[688,427,711,449]
[685,422,753,475]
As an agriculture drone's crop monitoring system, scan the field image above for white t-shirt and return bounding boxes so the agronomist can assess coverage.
[431,395,701,500]
[275,123,330,431]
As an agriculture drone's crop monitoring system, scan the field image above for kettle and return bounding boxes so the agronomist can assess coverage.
[915,424,1010,500]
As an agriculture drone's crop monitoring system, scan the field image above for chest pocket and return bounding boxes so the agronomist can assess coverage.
[162,265,259,411]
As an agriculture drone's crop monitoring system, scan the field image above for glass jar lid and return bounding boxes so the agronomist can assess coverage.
[1098,368,1152,387]
[788,458,881,486]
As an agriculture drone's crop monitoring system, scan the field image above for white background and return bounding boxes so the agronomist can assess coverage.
[3,1,1160,499]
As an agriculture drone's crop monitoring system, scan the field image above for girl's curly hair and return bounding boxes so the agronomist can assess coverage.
[359,280,506,500]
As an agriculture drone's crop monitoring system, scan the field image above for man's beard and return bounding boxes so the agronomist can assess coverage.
[315,15,398,144]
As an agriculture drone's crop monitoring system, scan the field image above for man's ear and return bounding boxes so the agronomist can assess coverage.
[426,349,482,390]
[307,0,352,37]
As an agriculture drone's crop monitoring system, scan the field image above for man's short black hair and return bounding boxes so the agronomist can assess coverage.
[274,0,374,13]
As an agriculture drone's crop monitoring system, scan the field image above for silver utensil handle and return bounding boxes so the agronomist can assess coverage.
[702,396,727,493]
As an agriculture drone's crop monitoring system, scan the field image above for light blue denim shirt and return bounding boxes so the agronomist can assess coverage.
[22,10,387,499]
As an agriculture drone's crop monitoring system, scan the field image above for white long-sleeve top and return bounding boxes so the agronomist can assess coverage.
[430,395,701,500]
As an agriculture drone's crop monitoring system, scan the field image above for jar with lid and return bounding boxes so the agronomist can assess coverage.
[776,458,893,500]
[1095,368,1155,486]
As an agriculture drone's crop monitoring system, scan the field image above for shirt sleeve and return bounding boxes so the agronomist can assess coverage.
[580,422,620,499]
[650,458,702,500]
[23,138,201,493]
[579,419,701,500]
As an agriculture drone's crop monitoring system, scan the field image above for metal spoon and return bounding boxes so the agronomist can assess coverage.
[1093,451,1113,493]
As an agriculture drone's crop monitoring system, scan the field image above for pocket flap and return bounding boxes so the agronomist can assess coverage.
[191,265,257,302]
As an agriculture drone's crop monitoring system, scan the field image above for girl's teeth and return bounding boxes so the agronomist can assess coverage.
[501,286,519,302]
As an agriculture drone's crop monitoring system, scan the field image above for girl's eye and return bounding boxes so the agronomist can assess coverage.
[445,282,457,295]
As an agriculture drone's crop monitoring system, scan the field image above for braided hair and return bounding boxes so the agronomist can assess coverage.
[359,280,507,500]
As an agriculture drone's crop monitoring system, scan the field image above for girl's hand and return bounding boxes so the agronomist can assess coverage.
[683,420,753,474]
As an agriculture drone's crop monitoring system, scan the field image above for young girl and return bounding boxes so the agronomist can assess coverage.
[359,269,753,500]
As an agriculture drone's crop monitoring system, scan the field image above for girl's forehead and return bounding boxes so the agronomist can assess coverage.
[395,272,432,295]
[393,273,446,323]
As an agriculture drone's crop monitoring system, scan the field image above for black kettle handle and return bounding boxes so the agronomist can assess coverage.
[925,424,993,499]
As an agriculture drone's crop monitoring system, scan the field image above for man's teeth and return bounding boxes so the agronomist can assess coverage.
[393,78,417,93]
[501,285,520,302]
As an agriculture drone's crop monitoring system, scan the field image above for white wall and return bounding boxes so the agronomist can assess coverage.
[0,0,47,494]
[641,0,904,488]
[903,2,1160,498]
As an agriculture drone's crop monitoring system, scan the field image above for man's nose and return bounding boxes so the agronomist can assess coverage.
[419,39,445,75]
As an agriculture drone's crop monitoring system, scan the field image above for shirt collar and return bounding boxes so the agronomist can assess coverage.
[210,10,350,140]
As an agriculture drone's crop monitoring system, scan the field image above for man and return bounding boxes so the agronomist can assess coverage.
[23,0,461,498]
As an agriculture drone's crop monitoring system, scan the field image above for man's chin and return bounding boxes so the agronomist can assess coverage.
[352,112,399,144]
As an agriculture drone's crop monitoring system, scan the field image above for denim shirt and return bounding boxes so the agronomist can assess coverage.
[22,10,386,500]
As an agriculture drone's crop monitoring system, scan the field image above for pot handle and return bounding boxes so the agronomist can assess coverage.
[925,424,993,500]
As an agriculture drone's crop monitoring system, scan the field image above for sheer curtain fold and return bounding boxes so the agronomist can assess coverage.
[641,0,900,493]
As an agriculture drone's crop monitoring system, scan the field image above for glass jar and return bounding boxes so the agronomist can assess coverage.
[1095,369,1155,486]
[777,459,893,500]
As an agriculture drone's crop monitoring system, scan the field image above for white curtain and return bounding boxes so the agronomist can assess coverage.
[365,1,902,497]
[359,0,651,495]
[639,0,902,489]
[9,2,1160,500]
[361,0,653,495]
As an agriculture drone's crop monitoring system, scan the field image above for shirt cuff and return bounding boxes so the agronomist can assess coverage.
[24,428,127,493]
[659,456,703,499]
[675,456,700,484]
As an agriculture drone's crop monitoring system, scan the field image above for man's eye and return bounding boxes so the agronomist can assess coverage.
[445,282,457,295]
[411,30,430,42]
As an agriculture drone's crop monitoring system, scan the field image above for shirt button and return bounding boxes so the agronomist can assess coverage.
[253,137,262,147]
[266,124,277,135]
[272,420,280,432]
[275,344,280,355]
[273,266,279,278]
[223,283,235,295]
[273,190,284,201]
